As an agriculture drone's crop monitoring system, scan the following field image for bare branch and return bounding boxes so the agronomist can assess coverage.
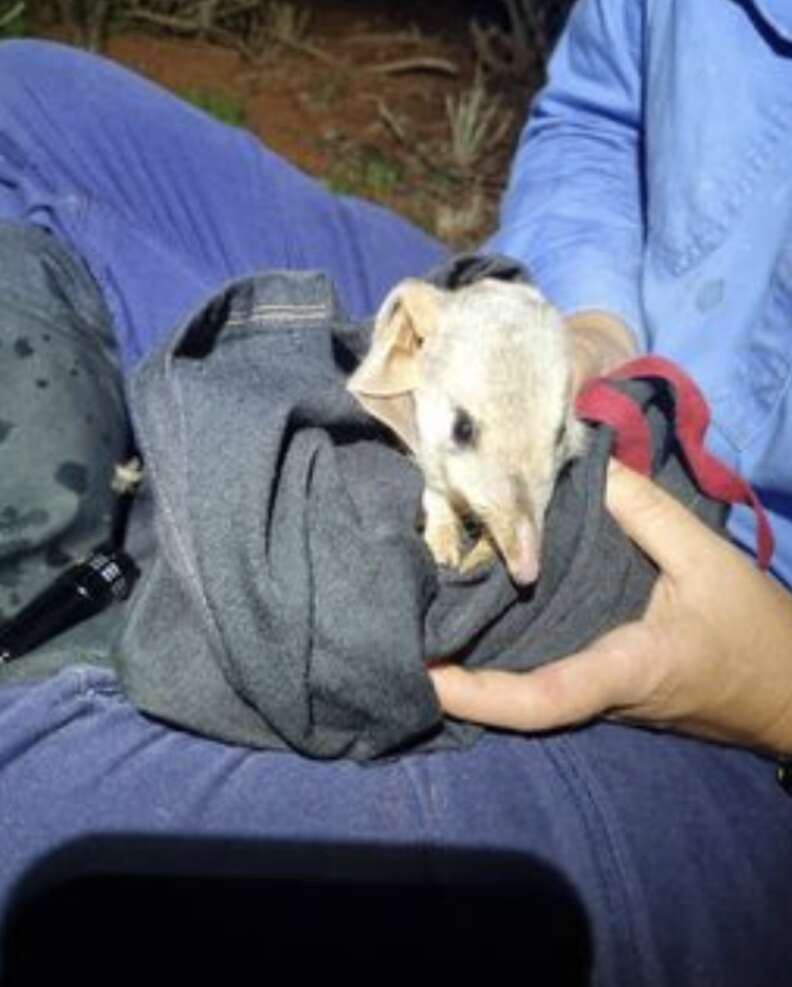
[0,1,24,31]
[370,57,458,77]
[124,7,258,57]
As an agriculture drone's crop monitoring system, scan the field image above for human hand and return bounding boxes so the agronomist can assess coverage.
[429,461,792,757]
[565,310,637,393]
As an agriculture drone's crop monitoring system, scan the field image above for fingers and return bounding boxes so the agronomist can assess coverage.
[429,632,648,732]
[427,466,729,733]
[566,311,637,392]
[605,461,721,579]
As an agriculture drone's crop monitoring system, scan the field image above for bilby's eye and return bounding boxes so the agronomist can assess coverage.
[452,407,477,448]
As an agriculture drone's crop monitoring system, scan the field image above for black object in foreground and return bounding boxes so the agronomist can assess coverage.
[0,546,139,663]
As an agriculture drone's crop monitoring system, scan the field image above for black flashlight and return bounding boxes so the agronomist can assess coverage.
[0,544,140,664]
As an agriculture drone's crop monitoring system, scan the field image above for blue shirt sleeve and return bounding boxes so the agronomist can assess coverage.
[486,0,648,347]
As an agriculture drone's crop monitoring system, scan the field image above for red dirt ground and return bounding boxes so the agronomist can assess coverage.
[40,1,543,246]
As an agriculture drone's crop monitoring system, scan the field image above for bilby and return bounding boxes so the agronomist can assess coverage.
[347,275,586,587]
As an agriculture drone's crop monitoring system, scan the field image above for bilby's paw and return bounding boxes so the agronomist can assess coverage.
[423,521,464,570]
[460,534,497,574]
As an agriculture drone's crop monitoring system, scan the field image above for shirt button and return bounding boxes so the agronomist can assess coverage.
[696,279,724,312]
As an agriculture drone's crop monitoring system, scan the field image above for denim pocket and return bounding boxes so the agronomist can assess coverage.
[647,100,792,278]
[710,242,792,452]
[645,3,792,278]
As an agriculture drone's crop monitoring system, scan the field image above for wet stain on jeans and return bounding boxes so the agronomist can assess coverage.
[0,506,49,532]
[55,461,88,495]
[13,337,34,358]
[0,538,32,557]
[0,420,14,443]
[0,552,27,587]
[46,541,72,568]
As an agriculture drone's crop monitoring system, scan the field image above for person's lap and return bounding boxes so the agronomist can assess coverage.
[0,39,790,984]
[1,664,789,981]
[0,38,446,370]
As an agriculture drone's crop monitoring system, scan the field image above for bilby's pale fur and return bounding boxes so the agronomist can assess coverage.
[348,276,586,586]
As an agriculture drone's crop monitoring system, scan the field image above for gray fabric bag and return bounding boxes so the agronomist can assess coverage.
[2,235,753,760]
[112,262,732,760]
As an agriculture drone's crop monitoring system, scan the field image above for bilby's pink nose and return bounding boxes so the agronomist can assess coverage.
[507,519,540,586]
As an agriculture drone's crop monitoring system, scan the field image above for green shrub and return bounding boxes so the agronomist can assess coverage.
[179,88,247,128]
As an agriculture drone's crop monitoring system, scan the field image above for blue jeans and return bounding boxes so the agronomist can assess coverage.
[0,40,790,983]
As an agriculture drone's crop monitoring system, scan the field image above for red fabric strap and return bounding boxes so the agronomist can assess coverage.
[575,355,774,569]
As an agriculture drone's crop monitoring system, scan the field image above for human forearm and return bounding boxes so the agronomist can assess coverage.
[487,0,648,345]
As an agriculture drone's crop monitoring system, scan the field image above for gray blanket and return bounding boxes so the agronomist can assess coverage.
[111,266,722,759]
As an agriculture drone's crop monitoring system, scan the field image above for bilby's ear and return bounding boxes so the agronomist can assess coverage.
[347,279,442,453]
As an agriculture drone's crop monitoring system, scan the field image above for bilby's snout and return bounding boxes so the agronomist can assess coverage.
[512,517,541,586]
[480,488,543,587]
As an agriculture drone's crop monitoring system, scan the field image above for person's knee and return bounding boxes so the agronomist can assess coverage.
[0,38,94,93]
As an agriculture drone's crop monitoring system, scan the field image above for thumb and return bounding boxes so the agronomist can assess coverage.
[605,460,717,579]
[429,626,651,731]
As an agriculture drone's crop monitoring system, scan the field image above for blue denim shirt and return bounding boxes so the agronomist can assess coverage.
[488,0,792,586]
